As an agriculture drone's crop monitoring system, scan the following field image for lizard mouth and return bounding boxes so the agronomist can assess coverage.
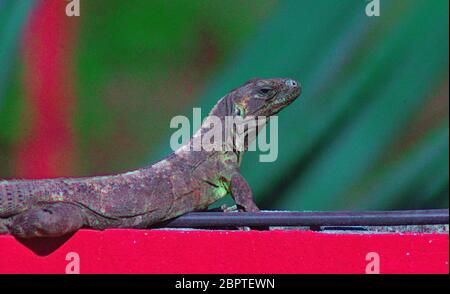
[269,85,301,115]
[245,78,301,117]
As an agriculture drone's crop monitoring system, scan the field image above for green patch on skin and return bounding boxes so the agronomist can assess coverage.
[213,185,229,200]
[210,177,230,201]
[50,195,65,202]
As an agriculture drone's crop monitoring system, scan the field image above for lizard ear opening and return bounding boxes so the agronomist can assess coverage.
[234,105,245,117]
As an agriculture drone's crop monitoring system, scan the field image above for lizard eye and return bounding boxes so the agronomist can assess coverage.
[259,87,272,95]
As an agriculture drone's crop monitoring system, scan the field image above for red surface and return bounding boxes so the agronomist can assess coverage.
[0,229,448,274]
[16,0,78,178]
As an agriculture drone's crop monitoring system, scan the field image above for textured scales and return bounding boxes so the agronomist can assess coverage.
[0,78,301,238]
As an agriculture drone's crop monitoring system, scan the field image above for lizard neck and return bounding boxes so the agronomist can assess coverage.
[204,93,260,159]
[174,93,243,167]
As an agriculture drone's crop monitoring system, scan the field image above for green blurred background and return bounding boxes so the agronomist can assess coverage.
[0,0,448,211]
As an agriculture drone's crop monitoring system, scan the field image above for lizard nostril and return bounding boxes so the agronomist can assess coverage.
[286,79,298,87]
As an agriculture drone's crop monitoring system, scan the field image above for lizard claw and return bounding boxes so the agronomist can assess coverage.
[220,204,238,213]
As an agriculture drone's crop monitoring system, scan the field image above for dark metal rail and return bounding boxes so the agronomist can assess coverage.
[162,209,449,228]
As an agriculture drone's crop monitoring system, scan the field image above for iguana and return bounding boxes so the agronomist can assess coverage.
[0,78,301,238]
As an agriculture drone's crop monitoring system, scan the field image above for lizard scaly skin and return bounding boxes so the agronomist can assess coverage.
[0,78,301,238]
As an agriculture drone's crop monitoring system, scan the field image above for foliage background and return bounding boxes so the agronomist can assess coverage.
[0,0,448,211]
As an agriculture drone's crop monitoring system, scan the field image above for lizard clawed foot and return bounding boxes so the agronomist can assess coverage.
[220,204,238,213]
[236,203,260,213]
[205,205,237,212]
[235,204,268,231]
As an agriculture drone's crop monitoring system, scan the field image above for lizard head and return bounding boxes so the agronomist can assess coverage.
[231,77,301,118]
[198,77,301,154]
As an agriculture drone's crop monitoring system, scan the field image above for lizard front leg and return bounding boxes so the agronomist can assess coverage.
[8,203,86,238]
[230,174,260,212]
